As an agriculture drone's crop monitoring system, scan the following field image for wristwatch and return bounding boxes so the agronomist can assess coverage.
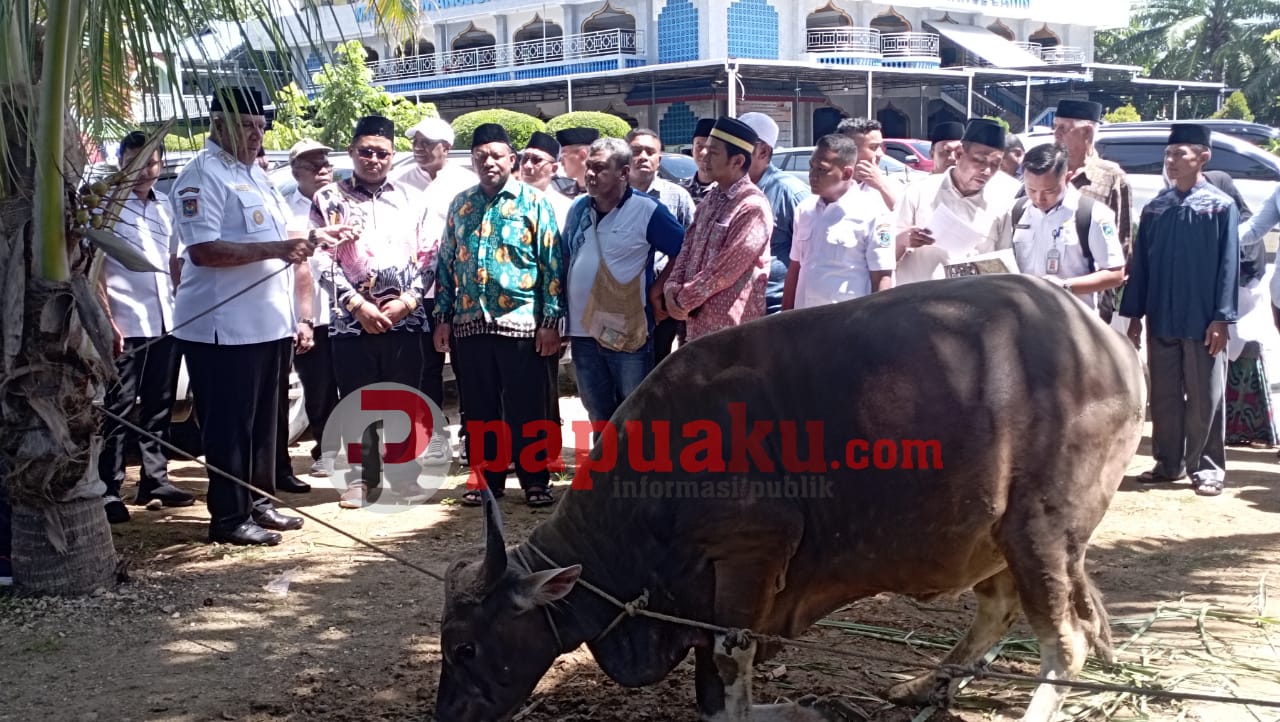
[298,318,315,328]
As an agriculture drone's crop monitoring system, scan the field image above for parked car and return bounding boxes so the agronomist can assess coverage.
[1103,120,1280,148]
[1020,127,1280,218]
[657,152,698,183]
[883,138,935,172]
[770,146,926,184]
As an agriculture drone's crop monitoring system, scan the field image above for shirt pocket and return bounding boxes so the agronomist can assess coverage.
[238,192,272,234]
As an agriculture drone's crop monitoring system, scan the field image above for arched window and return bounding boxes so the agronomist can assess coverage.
[987,20,1014,41]
[583,2,636,33]
[1029,23,1060,48]
[869,8,910,34]
[806,1,852,29]
[514,15,565,65]
[449,23,498,70]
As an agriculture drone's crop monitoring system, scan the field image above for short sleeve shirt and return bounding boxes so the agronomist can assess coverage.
[791,184,896,308]
[170,139,295,346]
[1011,187,1125,309]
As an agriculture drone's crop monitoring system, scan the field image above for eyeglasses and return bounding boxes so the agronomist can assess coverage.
[356,148,393,160]
[296,161,333,173]
[520,153,551,167]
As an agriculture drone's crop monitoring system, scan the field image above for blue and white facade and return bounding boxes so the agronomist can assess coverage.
[229,0,1144,145]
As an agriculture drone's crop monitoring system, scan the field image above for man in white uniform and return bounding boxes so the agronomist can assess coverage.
[1011,143,1126,308]
[171,87,338,546]
[97,131,194,524]
[783,134,895,310]
[894,118,1016,285]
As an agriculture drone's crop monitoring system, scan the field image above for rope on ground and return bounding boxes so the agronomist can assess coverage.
[98,407,446,582]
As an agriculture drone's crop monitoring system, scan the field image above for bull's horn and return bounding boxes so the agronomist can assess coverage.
[480,488,508,591]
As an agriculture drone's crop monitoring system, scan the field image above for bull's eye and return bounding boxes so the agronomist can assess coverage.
[453,642,477,661]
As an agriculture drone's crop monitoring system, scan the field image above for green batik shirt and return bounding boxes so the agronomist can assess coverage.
[434,177,565,338]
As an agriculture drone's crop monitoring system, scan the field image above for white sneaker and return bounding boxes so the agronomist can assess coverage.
[423,432,452,465]
[309,451,336,478]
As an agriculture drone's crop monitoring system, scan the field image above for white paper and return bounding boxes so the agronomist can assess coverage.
[926,204,987,257]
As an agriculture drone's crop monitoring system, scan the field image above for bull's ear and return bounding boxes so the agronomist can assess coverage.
[513,565,582,611]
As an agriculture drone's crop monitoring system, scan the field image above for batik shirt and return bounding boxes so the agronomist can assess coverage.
[1071,152,1133,256]
[1118,179,1239,340]
[433,178,565,339]
[663,174,773,342]
[309,177,432,337]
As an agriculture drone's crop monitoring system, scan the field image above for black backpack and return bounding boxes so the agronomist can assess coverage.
[1012,195,1097,272]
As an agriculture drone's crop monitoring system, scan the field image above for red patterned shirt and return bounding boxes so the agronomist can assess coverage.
[664,174,773,342]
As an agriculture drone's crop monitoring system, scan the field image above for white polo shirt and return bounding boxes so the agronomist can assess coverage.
[790,184,896,308]
[283,188,332,326]
[1012,186,1126,309]
[170,139,295,346]
[394,164,478,300]
[104,190,176,338]
[894,169,1015,285]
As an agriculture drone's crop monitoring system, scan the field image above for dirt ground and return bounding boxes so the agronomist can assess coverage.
[3,380,1280,722]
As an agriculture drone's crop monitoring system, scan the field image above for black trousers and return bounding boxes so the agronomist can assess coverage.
[292,324,340,461]
[98,335,181,498]
[182,338,292,533]
[454,334,557,492]
[274,341,298,481]
[418,301,446,411]
[331,331,425,488]
[652,318,686,366]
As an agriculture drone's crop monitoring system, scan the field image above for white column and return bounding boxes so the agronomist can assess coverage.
[1024,75,1031,131]
[727,63,738,117]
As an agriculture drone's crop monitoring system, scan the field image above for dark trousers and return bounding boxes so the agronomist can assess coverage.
[1148,335,1228,482]
[183,338,292,533]
[293,324,340,461]
[275,342,298,480]
[331,331,425,488]
[98,336,181,498]
[652,318,685,366]
[418,301,446,411]
[454,334,557,492]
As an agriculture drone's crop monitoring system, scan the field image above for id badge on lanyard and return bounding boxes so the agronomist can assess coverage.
[1046,224,1064,275]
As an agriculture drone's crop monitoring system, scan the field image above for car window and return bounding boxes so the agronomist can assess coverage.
[659,153,697,181]
[908,140,932,157]
[885,146,912,163]
[1094,140,1165,175]
[1205,146,1280,181]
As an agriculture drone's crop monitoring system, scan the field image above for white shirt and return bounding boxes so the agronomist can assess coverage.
[566,194,659,337]
[170,139,295,345]
[394,164,478,299]
[104,190,176,338]
[790,184,896,308]
[1012,187,1126,309]
[282,188,332,326]
[539,187,573,230]
[894,169,1016,285]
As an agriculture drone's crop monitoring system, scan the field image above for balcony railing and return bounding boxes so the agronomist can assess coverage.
[806,27,880,56]
[368,28,641,82]
[1014,41,1041,57]
[1039,45,1085,64]
[880,32,941,68]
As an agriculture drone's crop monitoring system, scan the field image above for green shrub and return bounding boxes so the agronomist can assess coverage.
[451,109,547,150]
[983,115,1011,133]
[163,133,207,152]
[547,110,632,139]
[1104,103,1141,123]
[1212,91,1254,121]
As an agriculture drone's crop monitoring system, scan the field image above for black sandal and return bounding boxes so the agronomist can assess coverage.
[525,487,555,507]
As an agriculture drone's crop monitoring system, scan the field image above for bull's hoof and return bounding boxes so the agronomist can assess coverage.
[797,694,860,722]
[885,674,953,708]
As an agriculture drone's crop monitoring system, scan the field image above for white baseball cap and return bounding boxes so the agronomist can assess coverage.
[737,112,779,149]
[406,117,455,145]
[289,139,332,162]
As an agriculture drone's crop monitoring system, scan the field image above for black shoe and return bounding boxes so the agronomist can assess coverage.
[276,475,312,494]
[209,521,282,546]
[104,498,130,524]
[134,483,196,507]
[253,507,304,531]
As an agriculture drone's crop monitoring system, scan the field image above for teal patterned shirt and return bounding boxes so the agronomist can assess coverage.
[433,177,565,338]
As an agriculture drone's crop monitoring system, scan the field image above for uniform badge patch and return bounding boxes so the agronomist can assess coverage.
[875,223,892,248]
[177,186,200,196]
[1100,221,1117,240]
[252,209,265,225]
[181,198,199,218]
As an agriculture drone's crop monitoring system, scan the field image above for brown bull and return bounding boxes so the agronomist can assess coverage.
[434,274,1146,722]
